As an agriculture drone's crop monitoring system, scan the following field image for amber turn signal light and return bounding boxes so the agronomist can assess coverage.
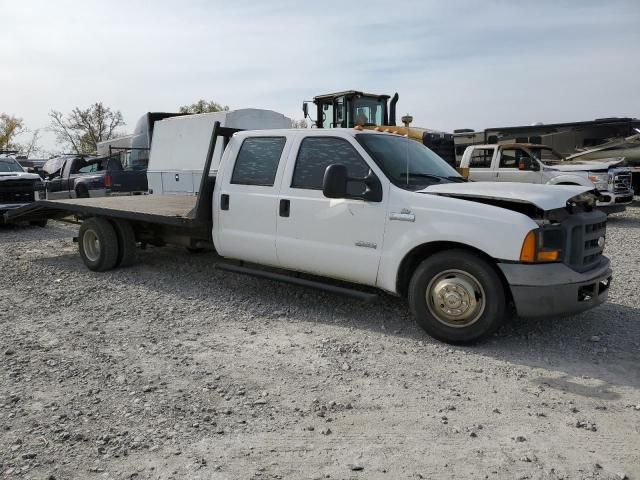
[520,230,536,263]
[520,230,561,263]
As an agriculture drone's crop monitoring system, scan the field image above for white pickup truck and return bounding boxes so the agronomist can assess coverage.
[6,125,612,344]
[460,143,634,213]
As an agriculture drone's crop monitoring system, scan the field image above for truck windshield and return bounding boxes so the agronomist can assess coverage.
[0,159,24,173]
[528,147,564,165]
[356,134,463,191]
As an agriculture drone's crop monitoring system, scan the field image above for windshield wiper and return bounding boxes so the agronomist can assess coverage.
[446,175,466,182]
[399,172,464,183]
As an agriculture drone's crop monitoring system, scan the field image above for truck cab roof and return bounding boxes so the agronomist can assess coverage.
[231,127,395,140]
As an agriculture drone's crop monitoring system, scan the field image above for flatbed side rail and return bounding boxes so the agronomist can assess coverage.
[4,199,195,227]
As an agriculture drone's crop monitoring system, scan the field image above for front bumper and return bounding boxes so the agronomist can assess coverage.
[498,257,611,318]
[596,189,634,209]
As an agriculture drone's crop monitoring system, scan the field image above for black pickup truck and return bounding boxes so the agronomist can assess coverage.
[43,155,148,199]
[0,156,46,225]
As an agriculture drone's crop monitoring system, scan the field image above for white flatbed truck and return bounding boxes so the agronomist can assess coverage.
[5,123,613,344]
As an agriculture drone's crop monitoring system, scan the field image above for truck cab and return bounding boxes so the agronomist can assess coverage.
[460,144,634,213]
[211,129,611,342]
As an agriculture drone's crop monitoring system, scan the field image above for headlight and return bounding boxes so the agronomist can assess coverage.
[587,172,608,190]
[520,228,564,263]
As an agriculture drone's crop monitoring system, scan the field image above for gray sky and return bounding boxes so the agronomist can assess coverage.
[2,0,639,153]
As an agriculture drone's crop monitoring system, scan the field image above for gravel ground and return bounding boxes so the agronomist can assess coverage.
[1,204,639,480]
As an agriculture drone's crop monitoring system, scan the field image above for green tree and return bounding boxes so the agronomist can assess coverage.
[49,102,125,154]
[0,114,25,150]
[179,100,230,114]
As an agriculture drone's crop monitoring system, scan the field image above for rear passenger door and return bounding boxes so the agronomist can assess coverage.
[466,148,497,182]
[215,136,289,267]
[275,135,387,286]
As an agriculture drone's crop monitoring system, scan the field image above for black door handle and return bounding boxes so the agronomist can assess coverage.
[279,199,290,217]
[220,194,229,210]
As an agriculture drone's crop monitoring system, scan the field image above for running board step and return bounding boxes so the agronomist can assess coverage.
[215,263,378,303]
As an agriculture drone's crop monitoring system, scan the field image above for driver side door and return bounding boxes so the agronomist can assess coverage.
[276,135,388,286]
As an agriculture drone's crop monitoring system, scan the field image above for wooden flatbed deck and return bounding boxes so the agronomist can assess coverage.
[5,194,203,227]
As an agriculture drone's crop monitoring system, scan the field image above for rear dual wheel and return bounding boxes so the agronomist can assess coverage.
[408,250,507,344]
[78,218,136,271]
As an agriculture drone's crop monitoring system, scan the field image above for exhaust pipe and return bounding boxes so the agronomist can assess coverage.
[389,93,399,126]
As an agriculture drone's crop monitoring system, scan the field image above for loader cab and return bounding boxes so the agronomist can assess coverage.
[304,90,399,129]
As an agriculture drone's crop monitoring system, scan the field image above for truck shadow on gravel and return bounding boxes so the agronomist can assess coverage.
[34,247,640,393]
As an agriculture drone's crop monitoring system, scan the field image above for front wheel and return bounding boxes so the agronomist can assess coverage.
[408,250,507,344]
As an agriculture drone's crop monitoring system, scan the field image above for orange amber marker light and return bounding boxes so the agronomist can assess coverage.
[520,230,536,263]
[537,250,560,262]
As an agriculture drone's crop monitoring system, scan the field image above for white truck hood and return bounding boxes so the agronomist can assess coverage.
[0,172,42,182]
[546,158,623,172]
[423,182,592,211]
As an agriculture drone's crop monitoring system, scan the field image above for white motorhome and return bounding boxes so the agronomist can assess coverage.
[147,109,292,195]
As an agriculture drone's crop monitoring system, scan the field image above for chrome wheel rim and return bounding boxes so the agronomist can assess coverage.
[83,229,100,262]
[426,269,485,328]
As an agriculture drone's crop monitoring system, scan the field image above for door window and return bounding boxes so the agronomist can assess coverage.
[231,137,286,186]
[469,149,493,168]
[499,148,530,168]
[291,137,370,195]
[77,161,99,173]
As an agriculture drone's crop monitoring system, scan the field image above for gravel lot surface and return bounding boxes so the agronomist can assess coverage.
[1,205,639,480]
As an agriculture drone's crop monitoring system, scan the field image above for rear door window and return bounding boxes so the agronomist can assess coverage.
[231,137,286,186]
[469,148,494,168]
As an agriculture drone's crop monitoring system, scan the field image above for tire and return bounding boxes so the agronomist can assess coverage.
[111,219,137,267]
[408,249,506,344]
[78,217,119,272]
[76,185,90,198]
[29,219,48,228]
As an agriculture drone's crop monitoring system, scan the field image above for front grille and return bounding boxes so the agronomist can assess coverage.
[566,211,607,273]
[0,180,37,203]
[615,195,633,204]
[613,172,632,193]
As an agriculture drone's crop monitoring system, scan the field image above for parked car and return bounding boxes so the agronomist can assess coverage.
[0,155,46,226]
[6,125,612,344]
[459,144,634,213]
[42,154,148,199]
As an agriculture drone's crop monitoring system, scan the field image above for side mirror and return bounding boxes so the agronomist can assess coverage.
[322,164,383,202]
[322,164,348,199]
[302,102,309,119]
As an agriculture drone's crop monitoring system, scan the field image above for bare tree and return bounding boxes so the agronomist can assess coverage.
[20,129,42,158]
[291,119,308,128]
[0,114,25,150]
[179,100,230,114]
[49,103,125,154]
